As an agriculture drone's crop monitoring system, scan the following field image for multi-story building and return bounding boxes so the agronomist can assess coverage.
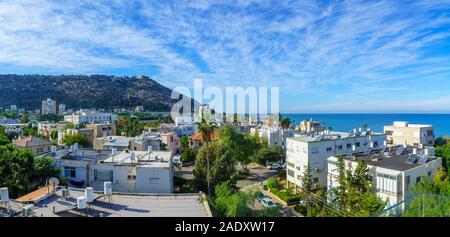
[41,98,57,114]
[90,150,174,193]
[37,121,70,138]
[299,119,327,133]
[384,121,435,147]
[286,129,387,190]
[64,110,118,125]
[129,131,160,152]
[161,132,180,154]
[94,136,135,151]
[250,126,298,149]
[10,105,17,111]
[13,136,52,154]
[85,123,116,139]
[327,145,442,207]
[58,104,66,114]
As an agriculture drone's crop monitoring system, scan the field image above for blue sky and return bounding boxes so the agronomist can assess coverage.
[0,0,449,113]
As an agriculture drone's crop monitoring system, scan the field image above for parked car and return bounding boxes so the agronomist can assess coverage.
[173,155,182,167]
[255,191,265,202]
[261,197,277,209]
[267,164,281,170]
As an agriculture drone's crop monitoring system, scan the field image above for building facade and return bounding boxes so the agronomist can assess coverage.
[384,121,435,147]
[286,129,387,190]
[41,98,57,114]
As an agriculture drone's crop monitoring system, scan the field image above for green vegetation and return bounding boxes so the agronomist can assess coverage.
[62,133,90,147]
[115,115,145,137]
[402,168,450,216]
[0,74,179,111]
[209,181,279,217]
[252,145,282,166]
[0,144,61,198]
[330,156,386,216]
[37,113,63,122]
[219,126,261,168]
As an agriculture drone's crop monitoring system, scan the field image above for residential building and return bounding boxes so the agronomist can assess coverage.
[58,104,66,114]
[37,121,70,138]
[161,132,180,154]
[9,187,210,217]
[327,145,442,207]
[134,105,144,112]
[158,123,196,137]
[384,121,435,147]
[63,128,95,147]
[41,98,57,114]
[10,105,17,111]
[299,119,327,133]
[90,150,174,193]
[250,126,298,149]
[286,129,387,190]
[188,131,218,149]
[13,136,52,154]
[64,110,118,125]
[94,136,135,151]
[129,131,160,152]
[85,123,116,139]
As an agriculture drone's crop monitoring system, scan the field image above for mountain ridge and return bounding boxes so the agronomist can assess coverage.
[0,74,183,111]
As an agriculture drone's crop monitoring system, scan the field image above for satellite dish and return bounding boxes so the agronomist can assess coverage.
[48,177,60,186]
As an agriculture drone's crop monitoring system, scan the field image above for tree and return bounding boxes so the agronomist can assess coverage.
[195,116,218,196]
[331,156,385,216]
[62,133,90,147]
[50,130,58,142]
[280,116,292,130]
[115,116,145,137]
[0,144,61,198]
[251,145,282,166]
[435,144,450,171]
[193,142,236,193]
[0,135,11,146]
[219,126,260,168]
[300,164,312,198]
[211,181,278,217]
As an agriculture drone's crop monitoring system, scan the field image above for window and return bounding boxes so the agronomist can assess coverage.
[149,178,160,184]
[405,175,410,190]
[355,142,360,147]
[287,169,295,177]
[313,178,319,184]
[94,169,113,182]
[337,145,343,150]
[37,147,44,153]
[347,143,352,149]
[416,177,421,183]
[373,141,378,147]
[326,147,332,152]
[64,167,76,178]
[127,175,136,180]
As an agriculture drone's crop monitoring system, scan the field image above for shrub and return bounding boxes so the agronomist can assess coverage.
[267,178,278,189]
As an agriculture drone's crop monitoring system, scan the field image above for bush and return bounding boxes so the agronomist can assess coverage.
[295,205,308,216]
[267,178,278,189]
[270,188,279,193]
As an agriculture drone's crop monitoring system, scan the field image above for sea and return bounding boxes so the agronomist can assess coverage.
[285,114,450,138]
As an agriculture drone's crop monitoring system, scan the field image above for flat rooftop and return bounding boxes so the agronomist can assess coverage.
[32,188,210,217]
[289,130,385,143]
[330,145,441,172]
[102,150,172,168]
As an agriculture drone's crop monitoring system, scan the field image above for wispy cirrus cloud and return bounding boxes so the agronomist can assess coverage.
[0,0,449,112]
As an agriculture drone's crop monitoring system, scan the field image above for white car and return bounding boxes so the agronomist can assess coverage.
[267,164,281,170]
[173,155,182,166]
[261,197,277,209]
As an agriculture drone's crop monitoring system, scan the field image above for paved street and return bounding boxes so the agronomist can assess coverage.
[236,163,279,188]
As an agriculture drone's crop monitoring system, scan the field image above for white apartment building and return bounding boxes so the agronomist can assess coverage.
[384,121,435,147]
[250,126,298,149]
[286,129,387,190]
[90,150,174,193]
[58,104,66,114]
[64,110,118,125]
[327,145,442,207]
[41,98,57,114]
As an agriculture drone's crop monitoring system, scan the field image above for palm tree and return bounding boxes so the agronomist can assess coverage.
[195,115,218,196]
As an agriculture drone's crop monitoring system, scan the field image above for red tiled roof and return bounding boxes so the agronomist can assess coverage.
[189,132,219,142]
[13,136,51,147]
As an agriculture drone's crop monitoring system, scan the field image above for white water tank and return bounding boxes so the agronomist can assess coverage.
[413,148,417,155]
[0,187,9,203]
[352,145,356,152]
[111,148,117,155]
[51,146,56,153]
[104,182,112,195]
[148,146,153,154]
[85,187,94,203]
[77,196,87,209]
[130,152,136,161]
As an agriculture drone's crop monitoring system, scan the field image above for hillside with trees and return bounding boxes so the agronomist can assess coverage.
[0,74,192,111]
